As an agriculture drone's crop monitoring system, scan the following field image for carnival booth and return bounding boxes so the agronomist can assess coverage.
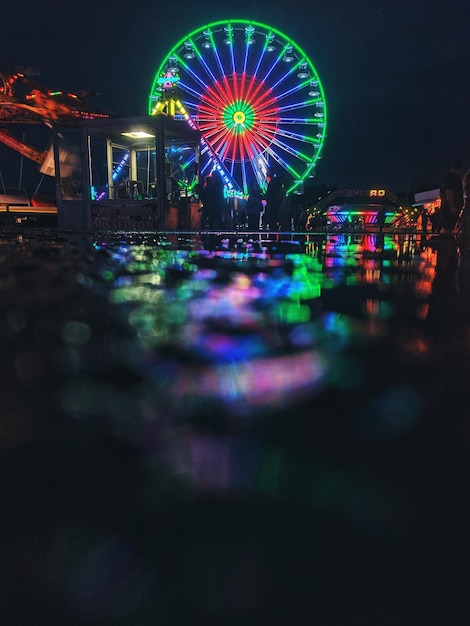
[307,188,406,231]
[52,115,200,231]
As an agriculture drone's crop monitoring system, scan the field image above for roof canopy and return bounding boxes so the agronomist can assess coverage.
[79,115,200,149]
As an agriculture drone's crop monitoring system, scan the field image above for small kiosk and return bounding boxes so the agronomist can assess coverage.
[51,115,201,231]
[307,188,405,230]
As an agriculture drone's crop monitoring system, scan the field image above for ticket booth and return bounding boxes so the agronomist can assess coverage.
[53,115,200,231]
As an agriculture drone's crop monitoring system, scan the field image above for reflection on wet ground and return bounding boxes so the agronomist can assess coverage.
[1,229,470,624]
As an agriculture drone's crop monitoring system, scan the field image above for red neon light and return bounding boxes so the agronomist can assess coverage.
[197,73,280,163]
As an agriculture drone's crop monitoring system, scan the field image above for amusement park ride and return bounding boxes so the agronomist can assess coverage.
[149,20,328,197]
[0,70,110,179]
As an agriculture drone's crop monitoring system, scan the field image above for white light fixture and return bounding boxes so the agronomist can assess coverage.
[121,131,155,139]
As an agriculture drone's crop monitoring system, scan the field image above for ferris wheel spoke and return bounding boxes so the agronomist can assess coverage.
[216,132,237,163]
[279,99,323,112]
[223,27,237,75]
[241,162,249,193]
[263,145,298,178]
[207,37,227,78]
[251,48,266,78]
[276,116,325,125]
[188,43,221,86]
[204,127,236,157]
[257,129,313,165]
[173,55,213,94]
[271,80,310,105]
[236,73,253,106]
[269,64,299,94]
[201,121,231,145]
[258,48,287,87]
[243,43,251,75]
[252,127,278,146]
[274,127,322,145]
[237,149,251,191]
[274,137,317,165]
[177,79,208,103]
[249,88,278,113]
[248,129,275,155]
[199,89,229,113]
[240,129,259,163]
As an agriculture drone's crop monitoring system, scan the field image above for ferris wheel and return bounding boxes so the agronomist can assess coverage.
[148,19,327,196]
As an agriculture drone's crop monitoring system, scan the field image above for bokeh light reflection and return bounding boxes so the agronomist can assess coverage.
[3,229,470,623]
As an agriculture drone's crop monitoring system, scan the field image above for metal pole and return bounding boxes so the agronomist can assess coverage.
[155,117,167,228]
[18,131,25,192]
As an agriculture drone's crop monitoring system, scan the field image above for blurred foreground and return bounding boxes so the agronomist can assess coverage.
[1,229,470,625]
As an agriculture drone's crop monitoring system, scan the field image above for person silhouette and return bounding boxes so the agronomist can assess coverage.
[460,168,470,236]
[245,182,263,230]
[203,171,225,229]
[198,172,225,229]
[263,172,285,230]
[439,159,464,235]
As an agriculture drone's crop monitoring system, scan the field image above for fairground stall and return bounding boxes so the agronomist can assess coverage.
[51,115,201,231]
[306,188,407,231]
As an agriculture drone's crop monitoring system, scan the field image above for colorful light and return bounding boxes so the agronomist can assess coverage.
[148,20,327,195]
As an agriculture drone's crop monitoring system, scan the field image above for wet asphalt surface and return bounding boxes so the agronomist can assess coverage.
[1,227,470,625]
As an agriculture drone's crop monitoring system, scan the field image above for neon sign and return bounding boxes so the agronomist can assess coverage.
[369,189,386,197]
[157,71,180,90]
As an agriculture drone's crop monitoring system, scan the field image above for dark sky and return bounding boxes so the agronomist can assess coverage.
[2,0,469,195]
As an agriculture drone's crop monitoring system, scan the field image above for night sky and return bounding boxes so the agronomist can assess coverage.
[2,0,469,196]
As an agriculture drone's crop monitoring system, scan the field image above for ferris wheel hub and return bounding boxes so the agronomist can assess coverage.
[233,110,246,125]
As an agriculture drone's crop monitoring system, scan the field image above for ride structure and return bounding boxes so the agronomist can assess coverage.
[149,20,327,197]
[0,70,110,179]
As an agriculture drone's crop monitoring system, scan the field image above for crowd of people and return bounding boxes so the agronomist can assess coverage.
[195,168,305,231]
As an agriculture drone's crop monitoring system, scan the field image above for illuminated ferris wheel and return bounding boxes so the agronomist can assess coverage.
[148,20,327,195]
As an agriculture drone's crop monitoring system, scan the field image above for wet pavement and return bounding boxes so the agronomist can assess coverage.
[1,227,470,625]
